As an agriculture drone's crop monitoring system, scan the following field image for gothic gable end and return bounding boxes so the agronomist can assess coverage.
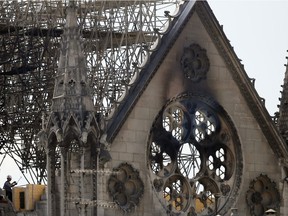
[193,2,288,159]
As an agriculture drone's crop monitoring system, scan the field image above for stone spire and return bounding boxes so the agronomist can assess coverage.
[52,1,94,113]
[277,52,288,142]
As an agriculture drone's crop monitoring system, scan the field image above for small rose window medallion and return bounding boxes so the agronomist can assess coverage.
[181,44,210,82]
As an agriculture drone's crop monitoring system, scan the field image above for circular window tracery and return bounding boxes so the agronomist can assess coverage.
[149,140,176,177]
[194,109,216,142]
[108,163,144,212]
[163,175,191,213]
[163,105,190,141]
[180,44,210,82]
[147,93,242,215]
[178,142,203,179]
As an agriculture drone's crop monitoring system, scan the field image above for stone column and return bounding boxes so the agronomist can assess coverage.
[60,147,68,216]
[46,145,57,216]
[283,182,288,216]
[80,147,86,216]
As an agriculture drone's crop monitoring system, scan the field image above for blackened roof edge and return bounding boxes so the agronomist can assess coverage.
[106,1,288,161]
[106,0,197,142]
[196,2,288,159]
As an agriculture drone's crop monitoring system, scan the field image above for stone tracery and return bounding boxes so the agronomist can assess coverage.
[246,174,280,216]
[108,163,144,212]
[147,93,243,215]
[180,44,210,82]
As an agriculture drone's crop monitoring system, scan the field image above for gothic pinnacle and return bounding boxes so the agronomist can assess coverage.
[51,2,94,112]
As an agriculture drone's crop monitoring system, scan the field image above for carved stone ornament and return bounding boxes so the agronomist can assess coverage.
[181,44,210,82]
[108,163,144,212]
[246,174,280,216]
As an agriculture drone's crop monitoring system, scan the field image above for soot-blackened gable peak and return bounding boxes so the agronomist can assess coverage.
[52,1,94,113]
[277,54,288,142]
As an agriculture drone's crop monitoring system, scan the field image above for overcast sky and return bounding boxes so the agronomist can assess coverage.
[208,0,288,115]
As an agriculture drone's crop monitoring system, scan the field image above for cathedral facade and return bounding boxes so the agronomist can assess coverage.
[39,1,288,216]
[1,1,288,216]
[95,2,288,215]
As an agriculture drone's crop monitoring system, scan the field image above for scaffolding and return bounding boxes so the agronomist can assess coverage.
[0,0,183,184]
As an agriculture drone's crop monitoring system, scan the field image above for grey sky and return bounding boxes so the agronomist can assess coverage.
[209,0,288,115]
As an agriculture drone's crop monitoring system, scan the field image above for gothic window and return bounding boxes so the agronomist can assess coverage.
[147,93,242,215]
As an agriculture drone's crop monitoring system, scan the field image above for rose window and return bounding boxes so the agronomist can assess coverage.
[147,93,242,215]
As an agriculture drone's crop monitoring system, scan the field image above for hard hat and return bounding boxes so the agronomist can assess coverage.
[7,175,12,179]
[265,209,276,215]
[265,209,276,213]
